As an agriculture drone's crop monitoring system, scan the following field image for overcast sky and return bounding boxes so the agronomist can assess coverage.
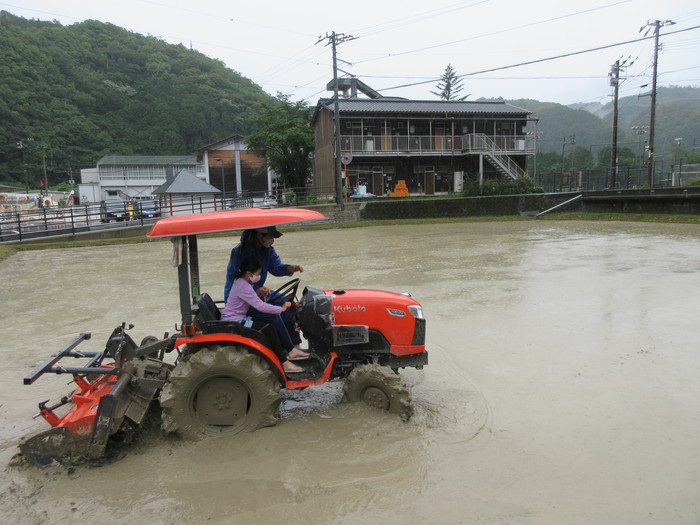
[3,0,699,106]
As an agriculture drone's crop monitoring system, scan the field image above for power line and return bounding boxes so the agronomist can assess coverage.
[352,0,633,65]
[378,24,700,93]
[349,0,488,38]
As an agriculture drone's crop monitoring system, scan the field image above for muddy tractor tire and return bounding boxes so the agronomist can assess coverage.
[160,345,281,440]
[343,364,414,421]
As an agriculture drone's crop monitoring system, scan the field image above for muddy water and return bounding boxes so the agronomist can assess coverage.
[1,221,699,524]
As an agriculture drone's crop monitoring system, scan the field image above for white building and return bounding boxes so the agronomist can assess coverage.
[79,155,207,203]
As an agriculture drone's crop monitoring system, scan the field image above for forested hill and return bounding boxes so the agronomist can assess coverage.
[0,11,271,187]
[503,86,700,156]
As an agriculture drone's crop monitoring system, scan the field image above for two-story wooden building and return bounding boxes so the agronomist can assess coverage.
[197,134,276,198]
[312,79,535,197]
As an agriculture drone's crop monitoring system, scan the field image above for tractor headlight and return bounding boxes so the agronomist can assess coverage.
[408,304,424,319]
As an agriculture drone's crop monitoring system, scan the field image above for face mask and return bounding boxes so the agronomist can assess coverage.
[249,273,261,284]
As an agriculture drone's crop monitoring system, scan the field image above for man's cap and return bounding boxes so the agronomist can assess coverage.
[256,226,282,238]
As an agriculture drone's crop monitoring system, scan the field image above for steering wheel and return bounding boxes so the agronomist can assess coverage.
[267,278,300,305]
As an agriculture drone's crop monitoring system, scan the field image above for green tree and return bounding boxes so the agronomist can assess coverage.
[598,145,639,169]
[529,151,561,192]
[431,64,469,101]
[245,94,314,188]
[568,146,595,171]
[667,143,700,165]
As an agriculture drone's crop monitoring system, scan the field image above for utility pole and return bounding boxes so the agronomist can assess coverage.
[318,31,357,209]
[644,19,675,188]
[609,61,621,189]
[560,135,575,192]
[609,57,634,189]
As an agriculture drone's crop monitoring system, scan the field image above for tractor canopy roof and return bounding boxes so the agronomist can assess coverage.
[147,207,329,238]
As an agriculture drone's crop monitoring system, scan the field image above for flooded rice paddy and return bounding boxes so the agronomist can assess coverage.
[1,220,699,524]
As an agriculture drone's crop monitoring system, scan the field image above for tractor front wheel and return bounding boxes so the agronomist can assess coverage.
[343,364,413,421]
[160,345,280,439]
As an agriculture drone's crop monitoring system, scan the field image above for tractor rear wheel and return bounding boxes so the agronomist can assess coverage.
[343,364,414,421]
[160,345,280,439]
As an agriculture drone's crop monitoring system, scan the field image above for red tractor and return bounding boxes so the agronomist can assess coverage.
[20,208,428,465]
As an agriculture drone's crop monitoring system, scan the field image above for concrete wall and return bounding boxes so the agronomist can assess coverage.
[315,193,579,223]
[357,194,576,220]
[581,188,700,214]
[317,189,700,222]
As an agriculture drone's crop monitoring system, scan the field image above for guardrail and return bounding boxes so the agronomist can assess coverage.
[0,188,335,243]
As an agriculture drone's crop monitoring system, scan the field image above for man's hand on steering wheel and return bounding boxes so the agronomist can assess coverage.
[267,278,300,305]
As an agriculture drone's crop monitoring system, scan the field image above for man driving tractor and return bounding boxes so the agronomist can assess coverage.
[224,226,305,351]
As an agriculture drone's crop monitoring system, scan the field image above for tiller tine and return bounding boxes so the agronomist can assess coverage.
[19,427,82,467]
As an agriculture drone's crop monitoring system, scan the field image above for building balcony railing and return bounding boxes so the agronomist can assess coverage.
[340,133,535,155]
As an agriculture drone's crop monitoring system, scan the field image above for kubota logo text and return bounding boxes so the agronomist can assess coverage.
[334,304,367,313]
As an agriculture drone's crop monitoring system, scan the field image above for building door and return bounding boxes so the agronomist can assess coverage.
[381,123,391,151]
[424,172,435,194]
[373,172,383,195]
[435,124,445,150]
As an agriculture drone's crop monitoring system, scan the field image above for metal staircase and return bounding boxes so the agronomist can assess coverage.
[470,134,525,180]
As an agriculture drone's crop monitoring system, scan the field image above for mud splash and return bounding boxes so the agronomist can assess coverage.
[1,221,699,524]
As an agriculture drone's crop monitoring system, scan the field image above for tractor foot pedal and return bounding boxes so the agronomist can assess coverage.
[288,355,313,362]
[283,356,325,381]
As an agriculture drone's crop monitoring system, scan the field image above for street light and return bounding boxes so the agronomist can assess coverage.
[40,145,49,193]
[16,139,29,191]
[213,157,225,207]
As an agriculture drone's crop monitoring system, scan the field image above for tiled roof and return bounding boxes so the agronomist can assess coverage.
[97,155,198,165]
[152,169,221,194]
[318,98,531,116]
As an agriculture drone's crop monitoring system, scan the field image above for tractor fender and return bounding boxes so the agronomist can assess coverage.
[174,333,285,381]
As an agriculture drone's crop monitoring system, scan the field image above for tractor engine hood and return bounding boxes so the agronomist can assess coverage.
[326,289,425,353]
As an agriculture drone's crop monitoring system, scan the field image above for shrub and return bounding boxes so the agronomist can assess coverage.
[460,176,544,196]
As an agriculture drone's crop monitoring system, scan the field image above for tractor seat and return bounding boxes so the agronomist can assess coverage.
[192,293,273,349]
[194,293,221,323]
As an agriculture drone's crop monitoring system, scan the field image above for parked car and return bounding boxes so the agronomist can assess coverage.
[224,198,250,210]
[253,195,278,208]
[100,200,129,222]
[134,200,161,219]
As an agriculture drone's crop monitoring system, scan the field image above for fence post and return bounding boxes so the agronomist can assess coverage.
[70,206,75,234]
[16,211,22,241]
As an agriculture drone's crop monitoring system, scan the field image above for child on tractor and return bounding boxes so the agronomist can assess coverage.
[222,256,309,373]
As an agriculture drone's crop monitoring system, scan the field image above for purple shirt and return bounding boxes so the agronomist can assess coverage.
[221,278,283,321]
